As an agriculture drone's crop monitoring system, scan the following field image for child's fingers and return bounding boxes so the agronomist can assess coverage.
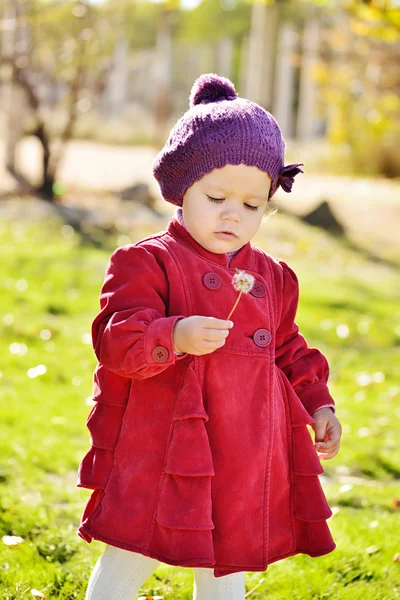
[201,338,226,349]
[315,437,340,460]
[202,329,230,341]
[315,436,339,451]
[315,424,341,450]
[203,317,233,329]
[315,438,340,450]
[316,447,340,460]
[316,436,340,450]
[316,440,334,450]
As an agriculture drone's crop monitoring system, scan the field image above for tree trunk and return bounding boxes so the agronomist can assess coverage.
[244,2,278,108]
[2,0,19,175]
[296,14,320,140]
[103,37,129,118]
[273,21,298,139]
[154,8,172,146]
[35,123,55,201]
[216,37,234,81]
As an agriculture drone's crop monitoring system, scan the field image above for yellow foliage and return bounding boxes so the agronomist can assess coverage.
[350,19,370,36]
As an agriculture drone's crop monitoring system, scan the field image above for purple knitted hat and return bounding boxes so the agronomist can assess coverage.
[152,73,304,206]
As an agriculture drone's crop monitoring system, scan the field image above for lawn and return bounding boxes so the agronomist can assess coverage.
[1,207,399,599]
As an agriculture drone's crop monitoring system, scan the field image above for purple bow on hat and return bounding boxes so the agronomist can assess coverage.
[278,163,304,193]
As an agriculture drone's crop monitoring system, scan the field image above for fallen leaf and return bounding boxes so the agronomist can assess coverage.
[393,553,400,563]
[338,483,353,493]
[365,545,380,555]
[391,498,400,509]
[31,590,47,598]
[2,535,25,546]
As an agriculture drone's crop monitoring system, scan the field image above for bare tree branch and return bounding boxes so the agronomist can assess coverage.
[47,40,87,179]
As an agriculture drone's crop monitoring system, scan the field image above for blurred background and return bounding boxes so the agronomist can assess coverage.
[1,0,400,253]
[1,1,400,599]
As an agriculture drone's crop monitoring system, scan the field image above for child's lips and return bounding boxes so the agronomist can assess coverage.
[215,231,237,239]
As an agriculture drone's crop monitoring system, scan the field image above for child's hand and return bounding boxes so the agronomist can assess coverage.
[311,407,342,460]
[173,316,233,356]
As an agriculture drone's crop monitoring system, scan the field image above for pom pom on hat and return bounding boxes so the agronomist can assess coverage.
[189,73,238,107]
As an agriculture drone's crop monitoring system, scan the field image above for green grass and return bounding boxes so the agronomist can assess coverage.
[1,212,400,599]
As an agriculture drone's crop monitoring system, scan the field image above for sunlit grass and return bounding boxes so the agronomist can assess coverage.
[1,214,399,599]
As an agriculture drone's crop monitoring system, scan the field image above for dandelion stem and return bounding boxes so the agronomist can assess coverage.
[226,290,242,320]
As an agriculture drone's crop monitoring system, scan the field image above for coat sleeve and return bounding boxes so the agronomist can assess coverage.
[91,244,188,380]
[274,260,336,416]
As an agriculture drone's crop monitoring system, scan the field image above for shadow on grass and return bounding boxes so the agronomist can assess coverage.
[276,202,400,272]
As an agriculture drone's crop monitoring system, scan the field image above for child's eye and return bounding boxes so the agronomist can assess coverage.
[207,195,224,203]
[207,196,259,211]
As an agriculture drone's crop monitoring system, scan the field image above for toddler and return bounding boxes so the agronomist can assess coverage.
[77,73,342,600]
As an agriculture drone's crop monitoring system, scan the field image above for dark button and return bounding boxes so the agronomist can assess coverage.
[250,281,266,298]
[203,272,222,290]
[152,346,169,363]
[253,328,272,347]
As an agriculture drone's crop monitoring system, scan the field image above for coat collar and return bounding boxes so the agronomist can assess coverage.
[167,211,254,271]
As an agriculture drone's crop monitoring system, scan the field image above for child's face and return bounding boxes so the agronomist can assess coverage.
[182,164,271,254]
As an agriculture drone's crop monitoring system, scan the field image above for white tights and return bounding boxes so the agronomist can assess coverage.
[85,544,246,600]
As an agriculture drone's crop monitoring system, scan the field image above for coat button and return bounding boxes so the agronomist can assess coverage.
[203,272,222,290]
[250,281,266,298]
[253,328,272,347]
[152,346,169,363]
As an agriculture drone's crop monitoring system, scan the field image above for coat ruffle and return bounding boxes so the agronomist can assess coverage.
[150,361,216,564]
[277,369,334,554]
[77,364,130,490]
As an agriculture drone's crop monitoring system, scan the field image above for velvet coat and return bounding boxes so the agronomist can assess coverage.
[77,213,337,578]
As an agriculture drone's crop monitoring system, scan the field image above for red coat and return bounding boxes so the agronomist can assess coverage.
[77,213,336,578]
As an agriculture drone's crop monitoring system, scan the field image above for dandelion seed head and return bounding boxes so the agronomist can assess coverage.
[232,268,255,293]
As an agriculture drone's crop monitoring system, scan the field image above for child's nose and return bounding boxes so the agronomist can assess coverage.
[221,208,240,221]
